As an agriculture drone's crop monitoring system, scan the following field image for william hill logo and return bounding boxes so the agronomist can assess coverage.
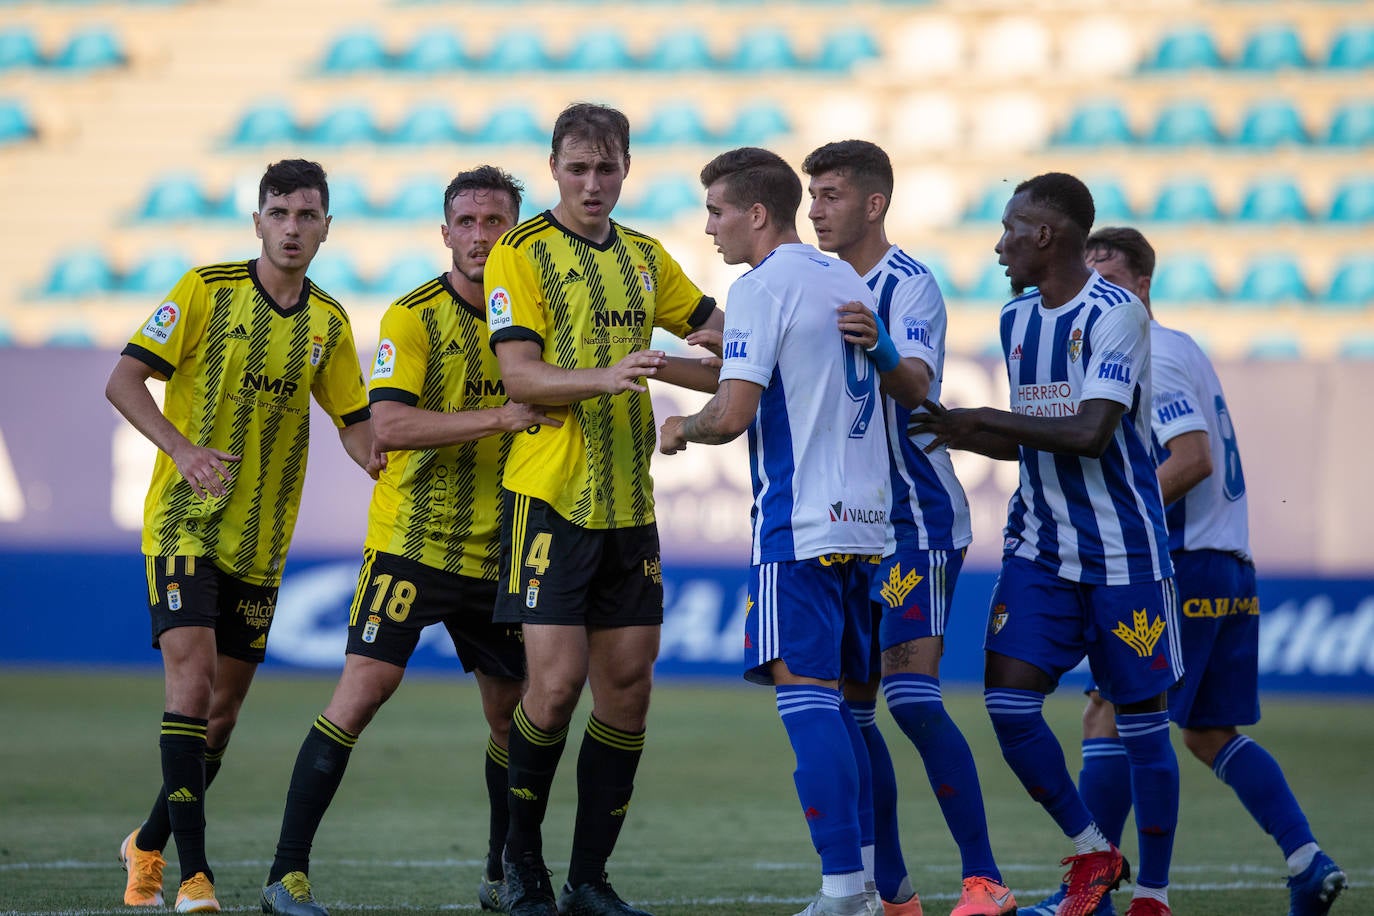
[592,309,647,329]
[1097,361,1132,384]
[242,371,298,398]
[465,379,506,397]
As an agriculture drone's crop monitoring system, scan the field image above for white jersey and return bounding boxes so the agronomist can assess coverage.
[718,242,891,564]
[1149,321,1251,560]
[865,245,972,552]
[999,271,1172,585]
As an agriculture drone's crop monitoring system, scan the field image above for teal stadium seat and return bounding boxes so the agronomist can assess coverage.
[1147,100,1223,146]
[229,101,298,147]
[964,185,1008,222]
[561,32,634,71]
[1234,99,1308,148]
[1150,178,1221,222]
[0,27,42,70]
[1326,24,1374,70]
[1244,338,1302,360]
[1324,259,1374,309]
[470,104,544,145]
[1234,256,1308,306]
[41,250,117,297]
[1338,335,1374,359]
[967,263,1017,303]
[121,250,193,295]
[137,175,217,221]
[1086,179,1134,223]
[477,31,553,72]
[388,101,464,145]
[308,102,381,146]
[812,27,880,73]
[1054,100,1134,147]
[381,175,443,221]
[395,31,466,73]
[1237,24,1308,71]
[0,99,32,146]
[375,253,442,295]
[1325,100,1374,147]
[719,101,790,145]
[1327,177,1374,223]
[323,175,373,219]
[307,255,367,296]
[617,174,698,222]
[639,102,715,145]
[1236,176,1309,223]
[642,30,715,71]
[1143,25,1224,71]
[320,30,389,74]
[726,28,800,71]
[1149,255,1221,303]
[44,327,97,348]
[51,26,125,71]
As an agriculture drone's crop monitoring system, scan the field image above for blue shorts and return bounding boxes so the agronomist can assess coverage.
[870,547,965,659]
[985,556,1184,706]
[1167,550,1260,729]
[745,554,876,686]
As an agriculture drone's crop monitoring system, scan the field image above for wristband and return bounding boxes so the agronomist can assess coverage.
[864,320,900,373]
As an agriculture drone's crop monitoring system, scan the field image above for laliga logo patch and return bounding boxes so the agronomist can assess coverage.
[990,603,1008,634]
[141,302,181,344]
[372,339,396,380]
[166,582,182,612]
[489,287,513,331]
[525,578,540,608]
[362,614,381,644]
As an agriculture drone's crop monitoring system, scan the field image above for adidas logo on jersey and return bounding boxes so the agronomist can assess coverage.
[443,339,465,358]
[250,634,266,650]
[226,323,250,340]
[562,267,583,284]
[167,787,198,803]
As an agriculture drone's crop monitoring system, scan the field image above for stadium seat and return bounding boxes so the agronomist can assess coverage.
[1234,256,1308,306]
[1325,23,1374,70]
[121,250,193,295]
[137,175,216,221]
[1143,25,1224,71]
[307,254,367,296]
[811,27,880,73]
[641,30,715,71]
[1236,176,1309,223]
[1338,335,1374,359]
[966,263,1018,303]
[1149,255,1221,303]
[307,102,381,146]
[380,175,443,221]
[51,26,125,71]
[1237,24,1308,71]
[1149,178,1222,222]
[469,104,544,145]
[1234,99,1309,148]
[1325,100,1374,147]
[1327,177,1374,223]
[44,327,97,348]
[0,26,42,71]
[1086,178,1134,223]
[617,174,698,221]
[726,28,801,71]
[387,101,464,145]
[1244,337,1302,360]
[719,101,790,146]
[638,102,714,145]
[228,101,298,147]
[560,32,634,71]
[40,250,117,297]
[395,31,466,73]
[324,175,373,219]
[1324,258,1374,309]
[374,252,442,295]
[1147,100,1223,147]
[0,98,32,145]
[320,29,389,74]
[1053,100,1134,146]
[475,30,553,72]
[964,185,1009,222]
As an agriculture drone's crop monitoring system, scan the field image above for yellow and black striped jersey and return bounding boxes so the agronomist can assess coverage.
[122,259,370,586]
[365,275,510,581]
[485,212,713,529]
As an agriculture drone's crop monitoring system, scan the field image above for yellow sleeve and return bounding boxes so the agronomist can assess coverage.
[485,242,546,345]
[312,314,370,427]
[123,270,212,378]
[650,242,711,337]
[367,305,431,405]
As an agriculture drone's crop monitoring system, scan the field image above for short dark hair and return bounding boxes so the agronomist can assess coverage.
[801,139,894,201]
[443,165,524,221]
[259,159,329,213]
[551,102,630,162]
[1014,171,1095,237]
[699,147,802,229]
[1086,226,1156,278]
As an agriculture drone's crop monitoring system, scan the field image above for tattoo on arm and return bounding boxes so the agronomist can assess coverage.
[681,389,740,445]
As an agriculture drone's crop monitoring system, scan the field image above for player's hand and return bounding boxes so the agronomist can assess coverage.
[604,349,668,394]
[685,327,723,358]
[498,401,564,433]
[659,415,688,455]
[909,400,977,453]
[837,301,878,348]
[365,443,388,480]
[171,444,240,499]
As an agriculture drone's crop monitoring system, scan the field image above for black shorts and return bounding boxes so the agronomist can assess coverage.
[347,549,525,678]
[495,491,664,627]
[145,555,277,663]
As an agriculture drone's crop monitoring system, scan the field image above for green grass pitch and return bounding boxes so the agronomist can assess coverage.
[0,670,1367,915]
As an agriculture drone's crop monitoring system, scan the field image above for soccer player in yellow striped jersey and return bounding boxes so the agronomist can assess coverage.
[485,103,723,916]
[260,167,559,916]
[105,160,376,914]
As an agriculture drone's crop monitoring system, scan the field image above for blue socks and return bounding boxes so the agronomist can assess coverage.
[1079,737,1132,848]
[847,699,906,900]
[985,688,1093,838]
[777,685,861,875]
[1117,711,1179,890]
[1213,734,1315,858]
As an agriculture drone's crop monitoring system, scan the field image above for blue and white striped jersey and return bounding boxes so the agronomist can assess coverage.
[864,245,972,552]
[998,271,1172,585]
[717,243,891,564]
[1150,321,1250,559]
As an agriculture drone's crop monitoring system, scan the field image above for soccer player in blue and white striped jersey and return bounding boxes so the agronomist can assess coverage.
[804,140,1014,916]
[913,174,1181,916]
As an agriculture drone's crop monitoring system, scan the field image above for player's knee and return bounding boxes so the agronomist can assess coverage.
[1181,726,1234,767]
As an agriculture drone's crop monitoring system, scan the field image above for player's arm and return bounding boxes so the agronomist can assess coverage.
[105,354,239,499]
[911,398,1125,459]
[371,398,561,451]
[336,418,381,478]
[659,378,762,453]
[836,301,931,408]
[1157,429,1212,505]
[494,339,668,405]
